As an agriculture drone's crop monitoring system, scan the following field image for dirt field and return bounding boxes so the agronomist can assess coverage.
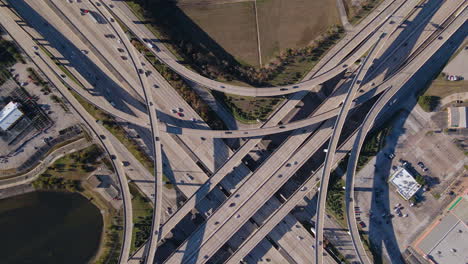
[180,0,340,66]
[180,2,260,66]
[423,78,468,99]
[257,0,340,63]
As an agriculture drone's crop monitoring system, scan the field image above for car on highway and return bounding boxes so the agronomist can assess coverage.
[146,43,154,49]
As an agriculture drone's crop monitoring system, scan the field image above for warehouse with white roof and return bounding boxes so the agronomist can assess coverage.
[389,167,421,200]
[0,101,24,131]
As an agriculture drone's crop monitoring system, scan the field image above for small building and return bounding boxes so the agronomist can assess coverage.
[389,167,421,200]
[448,107,467,128]
[0,101,24,131]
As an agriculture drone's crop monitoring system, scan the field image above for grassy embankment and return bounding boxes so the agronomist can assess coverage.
[129,183,153,254]
[32,144,123,264]
[343,0,386,25]
[418,41,468,111]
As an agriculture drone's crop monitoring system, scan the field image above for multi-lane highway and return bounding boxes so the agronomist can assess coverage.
[2,0,466,263]
[114,0,450,260]
[89,2,166,263]
[0,6,134,263]
[119,0,420,260]
[161,1,466,262]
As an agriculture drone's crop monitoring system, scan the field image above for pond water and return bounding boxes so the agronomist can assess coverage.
[0,191,103,264]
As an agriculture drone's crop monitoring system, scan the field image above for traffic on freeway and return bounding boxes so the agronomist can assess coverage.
[0,0,466,263]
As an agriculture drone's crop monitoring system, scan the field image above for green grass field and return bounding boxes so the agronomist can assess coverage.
[129,183,153,254]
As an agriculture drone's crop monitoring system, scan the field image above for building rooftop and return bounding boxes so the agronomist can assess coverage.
[0,101,24,131]
[389,167,421,200]
[416,197,468,264]
[448,107,467,128]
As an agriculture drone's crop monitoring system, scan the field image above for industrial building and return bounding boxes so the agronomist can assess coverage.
[448,106,467,128]
[389,167,421,200]
[0,101,24,131]
[413,197,468,264]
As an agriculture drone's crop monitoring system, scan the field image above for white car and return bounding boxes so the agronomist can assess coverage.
[146,43,154,49]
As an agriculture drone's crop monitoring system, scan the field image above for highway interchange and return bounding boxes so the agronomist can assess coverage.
[0,0,466,263]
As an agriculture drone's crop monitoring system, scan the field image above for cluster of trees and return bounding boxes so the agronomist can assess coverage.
[418,95,440,112]
[357,124,391,171]
[0,37,23,84]
[218,94,281,122]
[326,177,345,220]
[134,214,153,248]
[33,174,82,192]
[71,144,103,164]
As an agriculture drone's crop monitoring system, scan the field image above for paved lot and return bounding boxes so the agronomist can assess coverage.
[0,62,79,172]
[354,90,467,262]
[443,44,468,79]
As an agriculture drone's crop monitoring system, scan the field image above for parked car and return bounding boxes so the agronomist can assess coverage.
[359,222,366,228]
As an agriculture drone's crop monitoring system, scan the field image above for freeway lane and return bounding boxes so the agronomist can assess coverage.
[344,7,467,264]
[315,27,386,264]
[104,0,411,97]
[0,6,134,264]
[133,2,445,255]
[88,2,166,263]
[10,0,418,139]
[226,6,468,262]
[116,0,422,260]
[163,1,466,261]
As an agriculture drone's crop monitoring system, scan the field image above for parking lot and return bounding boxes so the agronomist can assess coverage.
[353,99,467,262]
[0,62,79,175]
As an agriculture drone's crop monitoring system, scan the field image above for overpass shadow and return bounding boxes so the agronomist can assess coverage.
[363,24,466,263]
[363,0,445,86]
[10,0,148,118]
[126,0,267,86]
